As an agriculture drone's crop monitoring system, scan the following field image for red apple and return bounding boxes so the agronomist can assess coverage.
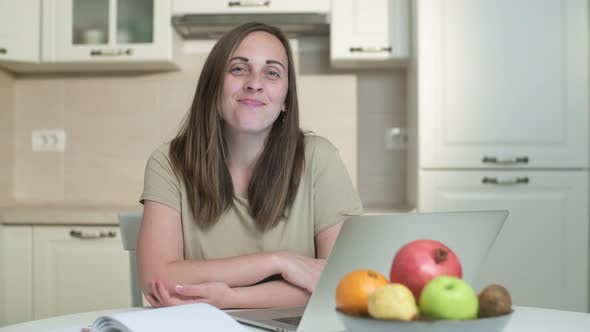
[389,239,462,300]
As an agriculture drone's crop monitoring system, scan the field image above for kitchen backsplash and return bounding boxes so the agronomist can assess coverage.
[357,72,406,209]
[1,41,406,209]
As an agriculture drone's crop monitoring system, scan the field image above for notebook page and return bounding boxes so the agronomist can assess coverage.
[92,303,249,332]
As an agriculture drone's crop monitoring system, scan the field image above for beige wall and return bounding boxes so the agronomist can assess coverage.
[8,44,407,208]
[357,72,407,209]
[12,58,197,205]
[0,70,13,203]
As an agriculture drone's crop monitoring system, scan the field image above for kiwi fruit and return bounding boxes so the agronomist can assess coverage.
[478,284,512,318]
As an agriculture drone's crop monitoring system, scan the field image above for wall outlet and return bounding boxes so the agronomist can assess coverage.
[385,127,408,150]
[32,129,66,152]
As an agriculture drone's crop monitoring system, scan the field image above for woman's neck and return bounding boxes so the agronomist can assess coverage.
[224,130,268,193]
[225,131,266,167]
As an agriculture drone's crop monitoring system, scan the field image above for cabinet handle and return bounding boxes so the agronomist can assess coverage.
[90,48,133,56]
[482,156,529,165]
[349,46,392,53]
[482,176,530,185]
[228,0,270,7]
[69,229,117,239]
[0,48,6,54]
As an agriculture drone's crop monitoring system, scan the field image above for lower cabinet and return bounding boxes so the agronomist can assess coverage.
[418,170,589,312]
[0,225,33,325]
[1,225,131,326]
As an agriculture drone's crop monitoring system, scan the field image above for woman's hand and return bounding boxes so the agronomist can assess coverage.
[146,280,236,309]
[275,252,326,293]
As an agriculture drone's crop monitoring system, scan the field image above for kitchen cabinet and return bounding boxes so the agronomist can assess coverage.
[419,170,589,312]
[330,0,410,68]
[0,226,33,326]
[173,0,330,14]
[0,225,130,326]
[33,226,131,320]
[0,0,40,63]
[417,0,588,168]
[41,0,177,69]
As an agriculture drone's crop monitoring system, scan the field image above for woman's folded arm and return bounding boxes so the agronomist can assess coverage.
[137,200,283,297]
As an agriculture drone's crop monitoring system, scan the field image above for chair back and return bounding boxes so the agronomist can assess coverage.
[118,211,143,307]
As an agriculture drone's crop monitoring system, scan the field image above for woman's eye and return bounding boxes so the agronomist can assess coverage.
[267,70,281,78]
[230,66,247,74]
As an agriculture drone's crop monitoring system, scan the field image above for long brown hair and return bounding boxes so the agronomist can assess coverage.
[169,22,305,231]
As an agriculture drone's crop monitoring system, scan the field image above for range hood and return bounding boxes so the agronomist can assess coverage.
[171,13,330,39]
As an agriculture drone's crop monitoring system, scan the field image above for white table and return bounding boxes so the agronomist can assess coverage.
[0,307,266,332]
[0,306,588,332]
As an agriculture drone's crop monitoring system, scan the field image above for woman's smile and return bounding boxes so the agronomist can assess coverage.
[238,98,266,107]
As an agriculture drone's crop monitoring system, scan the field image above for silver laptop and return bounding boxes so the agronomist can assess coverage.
[229,210,509,332]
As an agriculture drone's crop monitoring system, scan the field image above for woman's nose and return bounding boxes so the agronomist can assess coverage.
[244,73,263,92]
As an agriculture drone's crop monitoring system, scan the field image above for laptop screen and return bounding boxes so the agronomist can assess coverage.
[297,210,508,332]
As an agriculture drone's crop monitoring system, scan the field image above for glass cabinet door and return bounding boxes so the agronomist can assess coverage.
[47,0,172,63]
[72,0,109,45]
[116,0,154,44]
[70,0,156,46]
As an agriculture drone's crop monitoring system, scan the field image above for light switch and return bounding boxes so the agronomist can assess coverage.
[32,129,66,152]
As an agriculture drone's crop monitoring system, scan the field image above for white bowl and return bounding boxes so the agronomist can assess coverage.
[336,310,514,332]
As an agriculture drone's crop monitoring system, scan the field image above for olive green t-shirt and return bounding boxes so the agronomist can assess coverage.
[140,134,363,260]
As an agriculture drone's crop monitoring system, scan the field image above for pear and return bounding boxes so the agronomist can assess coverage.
[478,284,512,318]
[368,283,418,321]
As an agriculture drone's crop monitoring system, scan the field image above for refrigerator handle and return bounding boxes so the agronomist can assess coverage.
[482,177,530,185]
[482,156,529,165]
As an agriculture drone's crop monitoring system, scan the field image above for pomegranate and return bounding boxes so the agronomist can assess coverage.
[389,239,462,300]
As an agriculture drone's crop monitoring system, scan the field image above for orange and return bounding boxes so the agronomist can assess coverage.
[335,269,389,316]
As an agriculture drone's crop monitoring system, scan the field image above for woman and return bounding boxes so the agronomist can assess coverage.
[137,22,362,309]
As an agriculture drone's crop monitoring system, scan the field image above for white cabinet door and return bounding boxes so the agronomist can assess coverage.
[417,0,588,168]
[173,0,330,14]
[0,226,33,326]
[42,0,174,64]
[330,0,410,68]
[418,170,589,312]
[0,0,40,63]
[32,226,131,319]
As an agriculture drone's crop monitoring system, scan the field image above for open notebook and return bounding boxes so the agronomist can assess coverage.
[86,303,248,332]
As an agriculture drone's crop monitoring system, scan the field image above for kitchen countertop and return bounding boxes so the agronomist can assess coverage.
[0,203,142,225]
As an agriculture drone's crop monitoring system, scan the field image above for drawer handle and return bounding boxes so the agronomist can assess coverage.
[0,48,6,54]
[482,156,529,165]
[349,46,392,53]
[70,230,116,239]
[228,1,270,7]
[482,176,530,185]
[90,48,133,56]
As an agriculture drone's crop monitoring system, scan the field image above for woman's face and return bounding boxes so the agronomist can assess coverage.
[220,31,289,137]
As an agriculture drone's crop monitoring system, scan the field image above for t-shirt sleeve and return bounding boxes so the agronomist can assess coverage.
[311,137,363,235]
[139,147,182,212]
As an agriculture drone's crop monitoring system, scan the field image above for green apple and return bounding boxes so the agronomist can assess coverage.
[418,276,478,320]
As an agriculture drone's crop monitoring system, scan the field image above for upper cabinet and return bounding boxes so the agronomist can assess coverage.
[417,0,588,168]
[173,0,330,14]
[41,0,177,69]
[330,0,410,68]
[0,0,40,63]
[0,0,416,72]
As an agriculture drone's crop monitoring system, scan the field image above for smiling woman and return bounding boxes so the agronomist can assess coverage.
[221,31,290,156]
[136,22,363,310]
